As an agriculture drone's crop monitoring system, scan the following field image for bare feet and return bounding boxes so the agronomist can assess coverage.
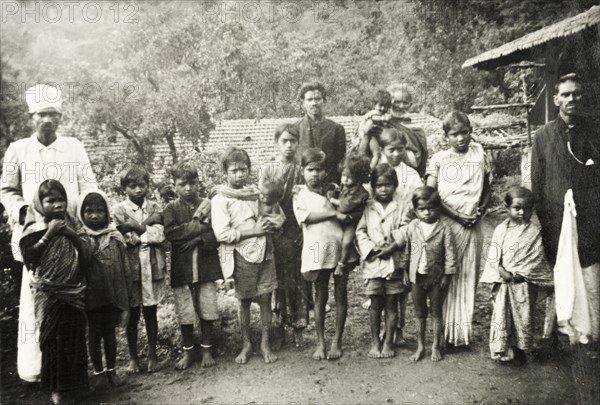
[327,341,343,360]
[410,347,425,362]
[368,341,382,359]
[200,347,217,368]
[312,342,327,360]
[175,349,195,370]
[395,329,407,347]
[293,329,304,348]
[235,342,252,364]
[107,369,126,387]
[431,346,443,362]
[381,342,395,358]
[126,359,141,374]
[147,355,161,373]
[260,342,278,364]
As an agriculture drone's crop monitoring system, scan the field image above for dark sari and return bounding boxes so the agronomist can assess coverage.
[261,160,309,329]
[20,203,89,393]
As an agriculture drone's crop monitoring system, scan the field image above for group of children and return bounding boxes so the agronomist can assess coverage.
[20,109,554,403]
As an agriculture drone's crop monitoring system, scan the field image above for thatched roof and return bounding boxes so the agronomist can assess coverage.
[463,5,600,70]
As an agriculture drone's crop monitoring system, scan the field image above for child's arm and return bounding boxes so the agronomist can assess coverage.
[61,222,92,264]
[140,203,165,245]
[355,211,380,261]
[266,204,286,229]
[164,204,209,243]
[391,224,410,250]
[369,136,380,169]
[441,225,458,289]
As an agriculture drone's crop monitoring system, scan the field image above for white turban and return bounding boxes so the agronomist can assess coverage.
[25,84,63,114]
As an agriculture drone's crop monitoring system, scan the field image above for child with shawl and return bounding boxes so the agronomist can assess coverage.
[19,180,91,405]
[77,190,131,387]
[480,187,553,362]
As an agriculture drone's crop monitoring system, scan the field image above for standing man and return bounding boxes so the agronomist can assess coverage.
[531,73,600,347]
[1,84,98,382]
[295,82,346,184]
[359,84,428,178]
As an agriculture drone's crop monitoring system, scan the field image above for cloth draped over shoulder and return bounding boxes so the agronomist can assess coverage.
[77,190,130,311]
[19,191,89,347]
[211,184,268,279]
[480,219,553,288]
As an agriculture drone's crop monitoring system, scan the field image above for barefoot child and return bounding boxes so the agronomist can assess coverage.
[78,190,130,388]
[19,180,90,405]
[393,186,457,362]
[480,186,553,363]
[259,123,309,349]
[164,160,222,369]
[211,147,279,364]
[355,164,410,359]
[328,153,371,275]
[379,127,423,346]
[112,166,166,374]
[293,148,350,360]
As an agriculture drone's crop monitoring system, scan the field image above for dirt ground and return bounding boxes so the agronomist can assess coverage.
[2,212,599,405]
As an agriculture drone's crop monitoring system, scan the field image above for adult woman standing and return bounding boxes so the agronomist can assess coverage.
[259,123,309,347]
[426,112,491,348]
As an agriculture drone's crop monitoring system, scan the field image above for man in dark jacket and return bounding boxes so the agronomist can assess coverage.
[295,82,346,184]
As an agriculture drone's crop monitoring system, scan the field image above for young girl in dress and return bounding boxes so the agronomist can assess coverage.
[426,111,492,348]
[19,180,90,405]
[78,190,131,388]
[480,186,553,362]
[293,148,350,360]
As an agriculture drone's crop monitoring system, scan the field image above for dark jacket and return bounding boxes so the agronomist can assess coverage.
[531,116,600,267]
[295,116,346,184]
[164,198,222,288]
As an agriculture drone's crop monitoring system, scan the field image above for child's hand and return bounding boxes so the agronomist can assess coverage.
[47,219,66,238]
[119,310,130,328]
[335,212,350,223]
[375,245,395,260]
[440,275,450,289]
[402,271,410,286]
[365,248,381,262]
[181,236,202,252]
[498,267,513,282]
[143,212,162,226]
[475,206,487,218]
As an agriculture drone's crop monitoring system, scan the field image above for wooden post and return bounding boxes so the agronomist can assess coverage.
[544,44,560,123]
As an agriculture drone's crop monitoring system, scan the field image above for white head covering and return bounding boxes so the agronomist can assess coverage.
[25,84,63,114]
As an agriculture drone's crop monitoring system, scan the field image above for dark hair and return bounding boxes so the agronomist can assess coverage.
[442,111,471,135]
[221,146,251,172]
[379,127,407,148]
[170,159,199,182]
[504,186,534,207]
[274,123,300,141]
[120,165,150,188]
[370,163,398,190]
[298,82,327,102]
[260,179,282,202]
[38,179,67,203]
[81,192,109,227]
[301,148,327,168]
[554,73,581,94]
[412,186,441,209]
[159,184,177,203]
[342,153,371,185]
[373,90,392,109]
